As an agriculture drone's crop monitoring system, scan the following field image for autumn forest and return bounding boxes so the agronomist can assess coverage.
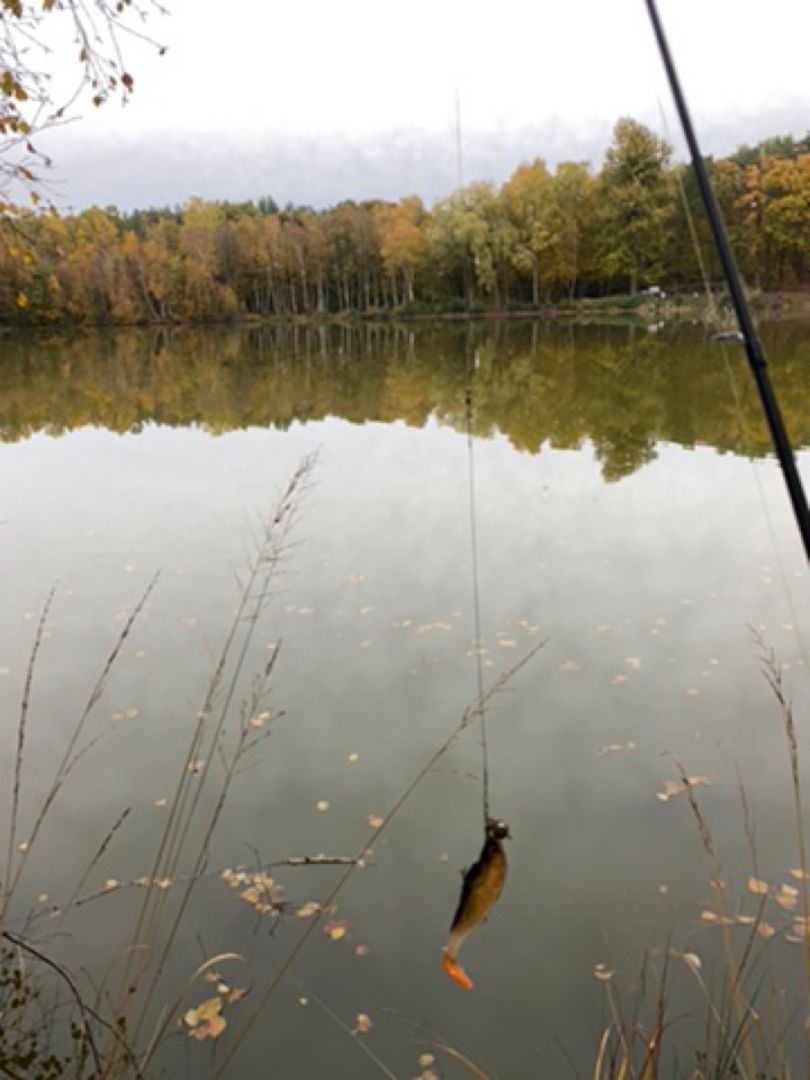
[3,118,810,326]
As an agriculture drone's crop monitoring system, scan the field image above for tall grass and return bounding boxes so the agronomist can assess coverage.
[1,452,539,1079]
[593,631,810,1079]
[2,457,318,1075]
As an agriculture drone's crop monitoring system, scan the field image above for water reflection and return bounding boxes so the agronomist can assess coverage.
[1,321,809,1077]
[2,320,810,481]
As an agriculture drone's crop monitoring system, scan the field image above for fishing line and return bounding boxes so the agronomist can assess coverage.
[465,351,490,829]
[645,0,810,561]
[719,344,810,673]
[656,95,809,669]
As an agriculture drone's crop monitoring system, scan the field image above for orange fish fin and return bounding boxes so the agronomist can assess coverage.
[442,952,473,991]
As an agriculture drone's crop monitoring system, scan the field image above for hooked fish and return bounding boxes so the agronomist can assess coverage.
[441,818,510,991]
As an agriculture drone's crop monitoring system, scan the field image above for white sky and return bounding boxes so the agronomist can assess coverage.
[34,0,810,210]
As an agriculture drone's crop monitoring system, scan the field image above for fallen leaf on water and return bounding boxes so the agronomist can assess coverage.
[790,868,810,881]
[776,884,799,910]
[736,915,756,925]
[325,919,350,941]
[747,876,769,896]
[367,814,384,829]
[596,742,636,757]
[497,639,518,649]
[418,1053,436,1068]
[757,922,776,939]
[104,879,119,891]
[347,752,359,763]
[657,776,711,803]
[316,800,330,812]
[593,963,614,982]
[682,952,702,973]
[295,902,320,918]
[154,798,167,807]
[701,910,720,924]
[611,674,629,686]
[353,1013,372,1035]
[560,660,581,674]
[625,657,642,671]
[184,996,226,1041]
[359,606,373,614]
[354,944,369,957]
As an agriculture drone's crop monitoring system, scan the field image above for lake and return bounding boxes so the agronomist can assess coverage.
[1,318,809,1078]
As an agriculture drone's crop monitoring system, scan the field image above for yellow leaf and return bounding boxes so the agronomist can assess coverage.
[324,919,350,941]
[353,1013,372,1034]
[16,291,28,308]
[747,876,769,896]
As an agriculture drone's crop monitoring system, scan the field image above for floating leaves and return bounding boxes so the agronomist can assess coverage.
[367,814,384,830]
[221,868,282,917]
[316,800,330,812]
[593,963,614,982]
[184,996,226,1041]
[747,876,769,896]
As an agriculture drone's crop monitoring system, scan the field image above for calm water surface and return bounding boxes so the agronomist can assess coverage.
[2,320,810,1077]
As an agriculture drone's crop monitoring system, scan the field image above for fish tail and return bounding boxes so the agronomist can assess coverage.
[442,949,473,991]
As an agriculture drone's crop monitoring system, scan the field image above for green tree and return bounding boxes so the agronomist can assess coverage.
[598,118,674,294]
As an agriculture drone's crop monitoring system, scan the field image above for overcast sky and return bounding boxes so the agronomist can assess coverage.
[33,0,810,212]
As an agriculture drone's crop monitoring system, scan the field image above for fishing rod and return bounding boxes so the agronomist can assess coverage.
[644,0,810,562]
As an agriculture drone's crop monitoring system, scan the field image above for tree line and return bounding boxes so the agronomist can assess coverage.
[2,119,810,325]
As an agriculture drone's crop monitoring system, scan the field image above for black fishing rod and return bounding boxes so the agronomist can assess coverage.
[644,0,810,561]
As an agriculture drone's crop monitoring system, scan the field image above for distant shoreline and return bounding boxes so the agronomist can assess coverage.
[3,289,809,332]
